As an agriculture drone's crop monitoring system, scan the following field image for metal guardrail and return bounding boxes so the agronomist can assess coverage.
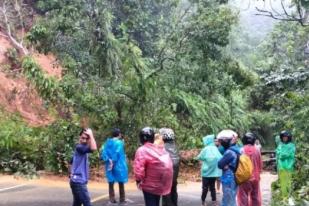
[261,150,275,155]
[261,150,276,171]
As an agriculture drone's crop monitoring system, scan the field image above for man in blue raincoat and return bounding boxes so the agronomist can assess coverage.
[101,128,128,205]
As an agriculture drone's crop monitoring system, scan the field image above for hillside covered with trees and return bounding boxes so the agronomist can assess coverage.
[0,0,308,204]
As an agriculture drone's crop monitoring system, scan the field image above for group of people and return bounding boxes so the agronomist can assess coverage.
[68,127,296,206]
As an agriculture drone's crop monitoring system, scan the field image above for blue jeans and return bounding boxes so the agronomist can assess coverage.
[70,182,92,206]
[221,180,237,206]
[143,190,161,206]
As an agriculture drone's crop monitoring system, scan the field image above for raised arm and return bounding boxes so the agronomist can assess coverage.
[85,128,97,151]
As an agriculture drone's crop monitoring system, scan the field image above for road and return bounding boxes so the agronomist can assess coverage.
[0,172,276,206]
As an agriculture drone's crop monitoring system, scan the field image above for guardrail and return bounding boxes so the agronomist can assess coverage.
[262,150,276,171]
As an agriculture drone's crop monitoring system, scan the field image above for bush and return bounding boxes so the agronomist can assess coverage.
[0,110,43,177]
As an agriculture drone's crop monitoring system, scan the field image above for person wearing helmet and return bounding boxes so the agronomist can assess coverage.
[134,127,173,206]
[237,132,263,206]
[100,128,128,205]
[159,128,180,206]
[197,134,222,206]
[217,129,240,206]
[276,130,296,197]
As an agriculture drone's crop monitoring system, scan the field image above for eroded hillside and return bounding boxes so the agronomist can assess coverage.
[0,35,62,126]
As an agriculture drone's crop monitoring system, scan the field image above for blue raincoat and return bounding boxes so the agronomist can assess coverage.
[197,135,222,177]
[218,145,240,206]
[100,138,128,183]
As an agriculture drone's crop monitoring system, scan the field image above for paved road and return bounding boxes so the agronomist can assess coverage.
[0,173,276,206]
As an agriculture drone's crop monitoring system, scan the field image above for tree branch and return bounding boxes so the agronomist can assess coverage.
[255,7,304,23]
[255,3,309,26]
[146,57,175,80]
[14,0,25,44]
[0,0,28,55]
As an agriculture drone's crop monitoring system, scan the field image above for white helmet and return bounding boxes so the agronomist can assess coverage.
[217,129,238,140]
[159,128,175,141]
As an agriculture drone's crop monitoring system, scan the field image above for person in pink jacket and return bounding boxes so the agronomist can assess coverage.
[134,127,173,206]
[237,132,263,206]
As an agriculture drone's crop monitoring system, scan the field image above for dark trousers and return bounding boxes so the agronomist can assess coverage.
[201,177,216,202]
[109,182,125,202]
[162,181,178,206]
[143,190,161,206]
[70,182,92,206]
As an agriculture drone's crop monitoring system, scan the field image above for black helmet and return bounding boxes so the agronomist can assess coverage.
[242,132,257,145]
[112,128,121,137]
[279,130,292,143]
[139,127,155,144]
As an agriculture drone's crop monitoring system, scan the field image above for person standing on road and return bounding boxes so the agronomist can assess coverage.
[69,128,97,206]
[100,128,128,205]
[237,132,263,206]
[134,127,173,206]
[197,134,222,206]
[159,128,180,206]
[214,137,224,193]
[276,130,296,197]
[217,129,240,206]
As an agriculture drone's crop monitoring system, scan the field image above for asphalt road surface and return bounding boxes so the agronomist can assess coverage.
[0,173,276,206]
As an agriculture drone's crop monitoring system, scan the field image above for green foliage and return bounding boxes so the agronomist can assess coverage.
[0,109,87,176]
[38,120,80,173]
[24,0,259,155]
[0,110,41,178]
[250,21,309,203]
[3,5,308,201]
[22,56,59,101]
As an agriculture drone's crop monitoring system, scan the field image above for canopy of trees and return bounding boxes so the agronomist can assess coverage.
[0,0,308,204]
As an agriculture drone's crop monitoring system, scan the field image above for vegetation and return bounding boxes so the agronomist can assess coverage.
[0,0,308,204]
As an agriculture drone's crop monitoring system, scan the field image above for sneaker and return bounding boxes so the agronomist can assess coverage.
[201,201,206,206]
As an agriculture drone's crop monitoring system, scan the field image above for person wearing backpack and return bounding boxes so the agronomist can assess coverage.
[134,127,173,206]
[197,134,222,206]
[159,128,180,206]
[276,131,296,197]
[237,132,263,206]
[100,128,128,205]
[217,129,240,206]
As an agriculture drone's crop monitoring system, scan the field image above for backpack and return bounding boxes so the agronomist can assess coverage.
[230,148,253,185]
[235,153,253,185]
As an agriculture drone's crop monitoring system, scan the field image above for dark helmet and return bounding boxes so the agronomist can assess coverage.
[112,128,121,137]
[242,132,257,145]
[279,130,292,143]
[139,127,155,144]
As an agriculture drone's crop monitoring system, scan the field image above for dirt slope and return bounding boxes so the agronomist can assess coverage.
[0,35,62,126]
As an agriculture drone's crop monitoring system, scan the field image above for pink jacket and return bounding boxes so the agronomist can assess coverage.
[243,145,263,181]
[134,142,173,195]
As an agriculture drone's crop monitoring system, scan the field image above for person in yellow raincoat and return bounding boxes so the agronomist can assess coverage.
[276,131,296,197]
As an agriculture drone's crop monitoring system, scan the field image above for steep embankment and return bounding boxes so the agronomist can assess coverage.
[0,35,62,126]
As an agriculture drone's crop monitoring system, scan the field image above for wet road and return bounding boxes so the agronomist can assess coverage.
[0,172,276,206]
